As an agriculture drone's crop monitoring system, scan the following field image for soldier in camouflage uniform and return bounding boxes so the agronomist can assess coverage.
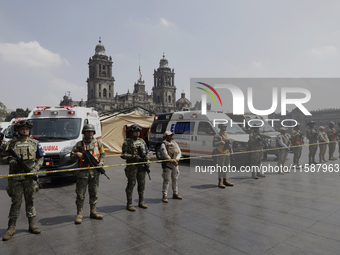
[248,124,265,179]
[327,122,337,160]
[213,123,234,188]
[121,124,150,211]
[71,124,105,224]
[1,120,45,241]
[161,131,182,203]
[306,121,318,165]
[276,127,291,174]
[291,123,303,169]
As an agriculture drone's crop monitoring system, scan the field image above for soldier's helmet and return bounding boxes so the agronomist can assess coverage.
[128,124,142,132]
[279,127,288,132]
[82,124,96,134]
[15,120,33,130]
[307,121,315,126]
[329,121,335,126]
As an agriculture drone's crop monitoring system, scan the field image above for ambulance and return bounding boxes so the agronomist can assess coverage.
[149,110,250,165]
[27,106,102,178]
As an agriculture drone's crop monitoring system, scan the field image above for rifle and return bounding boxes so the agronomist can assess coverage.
[137,146,151,180]
[82,150,110,180]
[6,148,42,188]
[223,139,235,161]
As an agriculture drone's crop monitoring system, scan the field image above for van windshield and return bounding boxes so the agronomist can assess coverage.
[212,121,246,134]
[5,125,15,138]
[30,118,82,141]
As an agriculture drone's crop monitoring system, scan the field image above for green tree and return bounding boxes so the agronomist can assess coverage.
[5,108,31,122]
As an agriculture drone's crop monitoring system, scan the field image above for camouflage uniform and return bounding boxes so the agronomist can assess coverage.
[121,137,150,208]
[161,138,181,198]
[306,127,318,164]
[70,138,105,209]
[327,126,337,160]
[248,129,264,178]
[276,131,291,171]
[1,138,44,220]
[291,128,303,168]
[213,130,233,187]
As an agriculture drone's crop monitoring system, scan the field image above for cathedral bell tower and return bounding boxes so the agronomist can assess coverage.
[152,54,176,113]
[86,38,115,110]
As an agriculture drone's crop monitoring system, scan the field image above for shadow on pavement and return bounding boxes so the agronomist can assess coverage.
[39,215,75,226]
[191,184,217,189]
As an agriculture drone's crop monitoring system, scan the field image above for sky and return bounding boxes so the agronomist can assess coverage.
[1,0,340,112]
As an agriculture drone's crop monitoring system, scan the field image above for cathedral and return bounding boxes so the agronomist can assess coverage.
[61,39,190,114]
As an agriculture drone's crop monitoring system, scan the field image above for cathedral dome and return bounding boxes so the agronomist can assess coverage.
[95,38,106,56]
[176,92,191,110]
[159,54,169,68]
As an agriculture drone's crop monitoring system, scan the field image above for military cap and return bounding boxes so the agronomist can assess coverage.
[329,122,335,126]
[318,126,325,130]
[163,130,174,137]
[82,124,96,134]
[307,121,315,126]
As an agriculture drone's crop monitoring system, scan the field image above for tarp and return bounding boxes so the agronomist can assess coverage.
[101,110,154,154]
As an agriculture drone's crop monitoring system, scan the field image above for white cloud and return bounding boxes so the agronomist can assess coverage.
[0,41,69,68]
[160,18,175,27]
[48,78,86,95]
[310,45,337,56]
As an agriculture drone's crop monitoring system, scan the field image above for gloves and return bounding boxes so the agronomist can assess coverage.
[8,157,17,167]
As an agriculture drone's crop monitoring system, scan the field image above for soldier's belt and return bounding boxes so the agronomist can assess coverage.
[0,141,337,179]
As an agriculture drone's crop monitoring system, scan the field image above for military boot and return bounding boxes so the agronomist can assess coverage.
[138,195,148,209]
[126,199,135,211]
[312,157,317,164]
[75,206,83,224]
[252,172,258,179]
[308,155,312,165]
[28,216,41,234]
[173,194,182,199]
[223,178,234,186]
[90,204,103,220]
[162,195,168,203]
[2,219,16,241]
[257,170,266,177]
[218,178,225,188]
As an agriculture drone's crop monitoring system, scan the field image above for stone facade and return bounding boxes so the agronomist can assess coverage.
[61,39,190,114]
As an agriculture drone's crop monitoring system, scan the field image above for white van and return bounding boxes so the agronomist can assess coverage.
[149,110,250,164]
[27,106,102,178]
[0,118,26,155]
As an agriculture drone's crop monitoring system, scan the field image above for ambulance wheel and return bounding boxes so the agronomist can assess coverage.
[155,145,162,160]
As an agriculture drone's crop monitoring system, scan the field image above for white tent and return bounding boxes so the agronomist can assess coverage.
[101,110,154,154]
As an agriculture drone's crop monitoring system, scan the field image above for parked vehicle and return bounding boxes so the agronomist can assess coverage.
[27,106,102,179]
[149,111,250,165]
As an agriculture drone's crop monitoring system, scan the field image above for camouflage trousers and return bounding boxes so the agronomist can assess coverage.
[309,144,317,158]
[76,169,100,207]
[214,154,230,178]
[250,151,262,167]
[292,146,302,165]
[329,142,336,158]
[7,177,39,219]
[124,166,146,201]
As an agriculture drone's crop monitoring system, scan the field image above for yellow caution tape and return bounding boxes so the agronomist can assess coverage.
[0,140,337,179]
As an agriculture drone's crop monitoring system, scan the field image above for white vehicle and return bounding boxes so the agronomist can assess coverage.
[27,106,102,178]
[1,118,26,155]
[0,122,10,133]
[149,110,250,164]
